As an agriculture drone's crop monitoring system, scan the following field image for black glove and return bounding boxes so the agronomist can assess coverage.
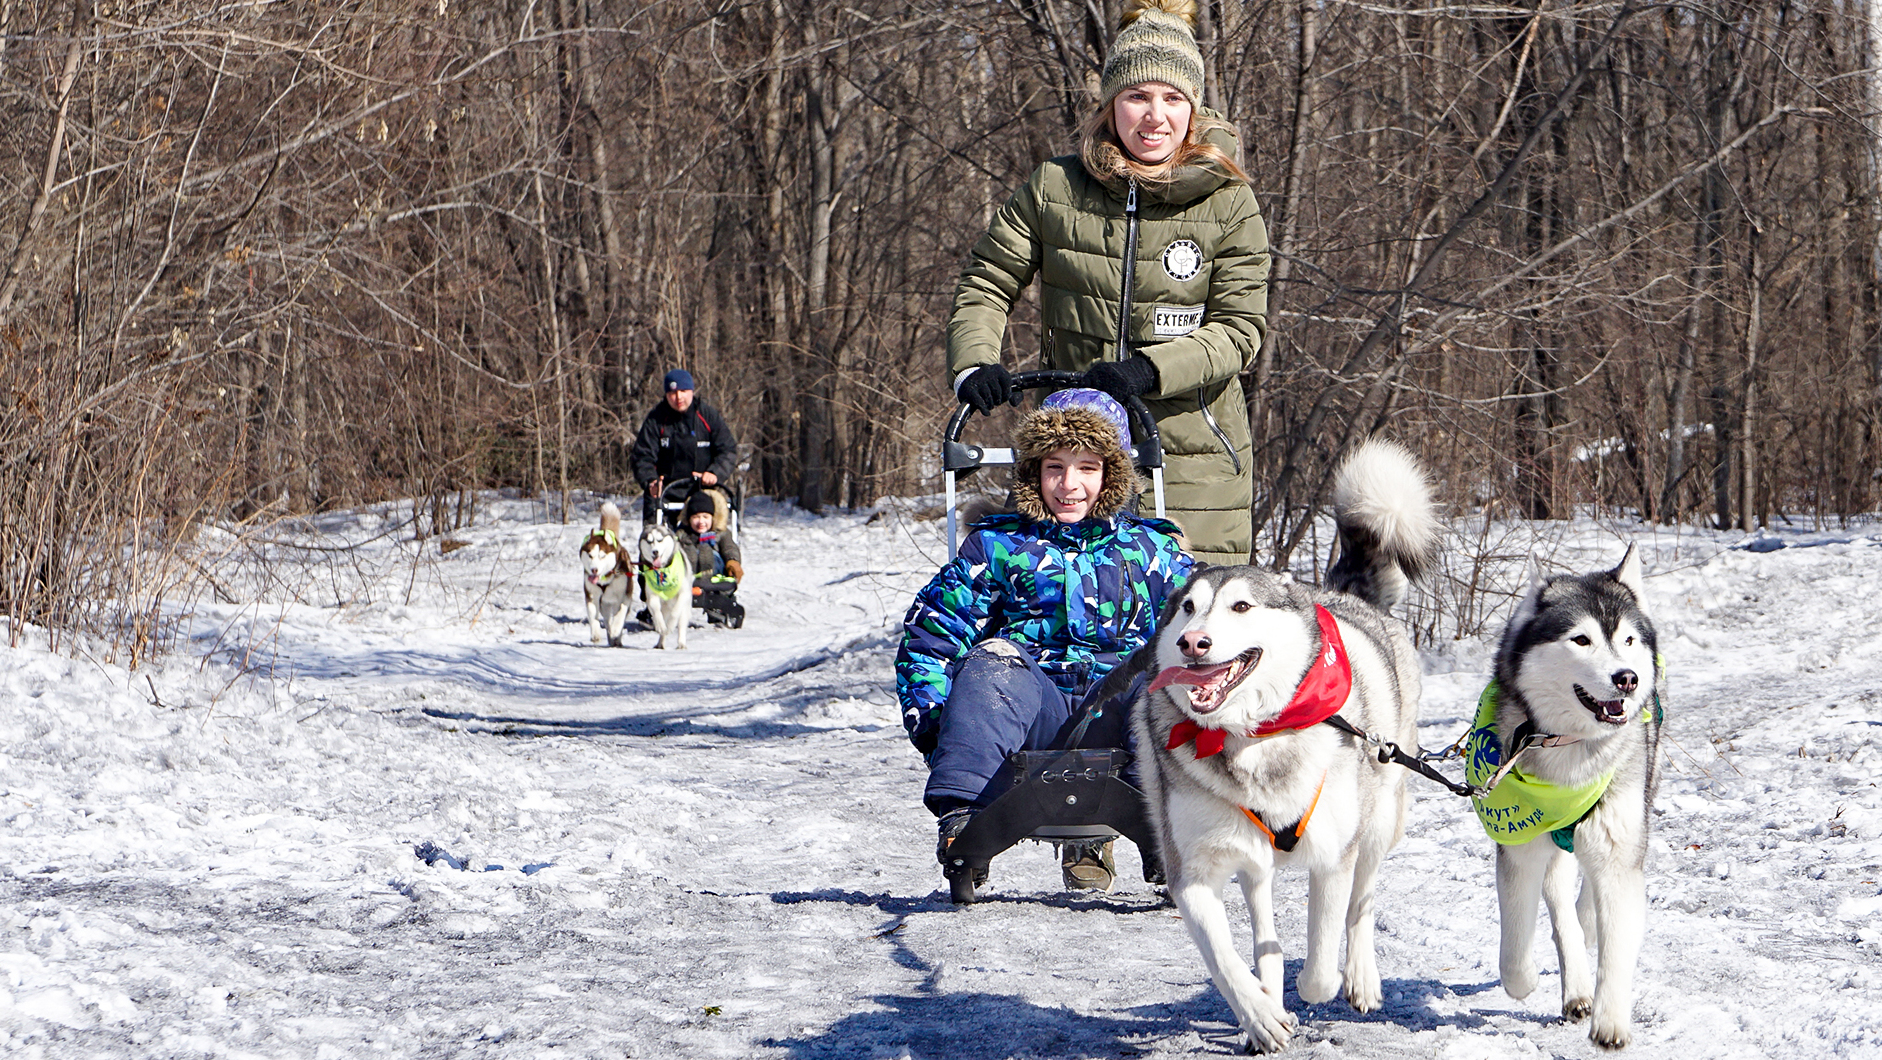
[956,363,1015,414]
[1081,355,1158,402]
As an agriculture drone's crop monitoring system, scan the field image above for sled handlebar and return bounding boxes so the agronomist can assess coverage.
[942,370,1163,473]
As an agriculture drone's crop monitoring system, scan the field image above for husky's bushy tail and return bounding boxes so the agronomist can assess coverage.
[599,501,622,535]
[1325,438,1439,614]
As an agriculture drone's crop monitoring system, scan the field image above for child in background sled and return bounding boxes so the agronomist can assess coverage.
[681,490,743,582]
[896,388,1193,891]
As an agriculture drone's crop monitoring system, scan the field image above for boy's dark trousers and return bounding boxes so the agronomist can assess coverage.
[922,639,1135,815]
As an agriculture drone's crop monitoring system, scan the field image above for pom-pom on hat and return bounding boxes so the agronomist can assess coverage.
[664,368,695,392]
[1100,0,1204,107]
[1012,388,1141,523]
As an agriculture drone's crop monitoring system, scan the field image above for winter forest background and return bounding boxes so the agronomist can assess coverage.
[3,0,1881,658]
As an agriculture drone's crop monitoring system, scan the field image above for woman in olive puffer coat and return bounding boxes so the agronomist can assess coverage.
[946,0,1269,565]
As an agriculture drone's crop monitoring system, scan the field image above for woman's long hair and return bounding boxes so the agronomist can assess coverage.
[1079,98,1250,187]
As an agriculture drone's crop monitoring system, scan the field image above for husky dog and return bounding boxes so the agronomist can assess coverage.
[636,520,694,650]
[1133,439,1438,1053]
[581,502,633,647]
[1471,547,1662,1049]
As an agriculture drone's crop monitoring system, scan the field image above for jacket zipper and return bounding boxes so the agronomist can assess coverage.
[1114,178,1139,362]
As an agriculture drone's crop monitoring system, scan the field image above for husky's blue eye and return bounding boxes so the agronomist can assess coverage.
[1571,634,1592,647]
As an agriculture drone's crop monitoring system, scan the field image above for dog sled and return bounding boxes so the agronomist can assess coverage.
[647,478,747,630]
[938,370,1167,904]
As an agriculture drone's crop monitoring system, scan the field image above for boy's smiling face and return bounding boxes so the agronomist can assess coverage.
[1040,447,1106,523]
[688,511,714,533]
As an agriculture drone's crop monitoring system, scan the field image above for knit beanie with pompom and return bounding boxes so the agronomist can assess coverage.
[1099,0,1204,107]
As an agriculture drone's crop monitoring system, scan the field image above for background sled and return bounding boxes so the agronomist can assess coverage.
[938,371,1166,904]
[648,479,747,630]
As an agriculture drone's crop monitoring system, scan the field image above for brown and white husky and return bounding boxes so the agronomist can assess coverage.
[580,502,632,647]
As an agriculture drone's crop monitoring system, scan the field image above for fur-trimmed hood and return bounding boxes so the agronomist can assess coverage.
[1012,406,1140,523]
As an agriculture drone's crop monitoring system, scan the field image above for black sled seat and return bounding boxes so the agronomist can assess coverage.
[941,747,1162,904]
[938,372,1167,905]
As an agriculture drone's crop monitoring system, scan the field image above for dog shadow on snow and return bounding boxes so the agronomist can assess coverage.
[767,888,1513,1056]
[762,965,1510,1058]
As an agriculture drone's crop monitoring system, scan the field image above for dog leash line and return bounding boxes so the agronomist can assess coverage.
[1321,715,1488,799]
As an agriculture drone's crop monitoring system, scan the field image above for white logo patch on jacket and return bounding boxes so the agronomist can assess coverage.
[1161,239,1203,281]
[1153,304,1205,337]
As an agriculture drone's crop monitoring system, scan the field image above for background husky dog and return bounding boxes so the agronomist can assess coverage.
[1476,547,1662,1049]
[1133,438,1437,1053]
[580,502,632,647]
[636,520,694,650]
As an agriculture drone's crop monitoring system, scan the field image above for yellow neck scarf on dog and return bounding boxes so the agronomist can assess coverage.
[640,551,687,601]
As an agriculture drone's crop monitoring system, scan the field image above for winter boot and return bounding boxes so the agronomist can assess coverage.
[1059,838,1116,892]
[936,807,986,887]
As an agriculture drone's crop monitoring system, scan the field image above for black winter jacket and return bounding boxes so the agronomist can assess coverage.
[630,399,738,488]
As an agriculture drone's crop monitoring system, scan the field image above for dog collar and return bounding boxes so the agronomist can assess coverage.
[1164,605,1354,759]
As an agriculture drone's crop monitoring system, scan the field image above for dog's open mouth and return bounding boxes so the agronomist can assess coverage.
[1149,648,1263,715]
[1574,684,1629,724]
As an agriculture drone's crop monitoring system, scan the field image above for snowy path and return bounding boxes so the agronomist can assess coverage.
[0,497,1878,1058]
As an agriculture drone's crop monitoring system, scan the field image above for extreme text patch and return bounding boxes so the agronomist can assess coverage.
[1152,304,1205,337]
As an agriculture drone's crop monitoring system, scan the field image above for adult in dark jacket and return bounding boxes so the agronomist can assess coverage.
[946,0,1269,565]
[630,369,738,521]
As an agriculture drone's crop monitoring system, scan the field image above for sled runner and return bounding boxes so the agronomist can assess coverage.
[938,371,1167,904]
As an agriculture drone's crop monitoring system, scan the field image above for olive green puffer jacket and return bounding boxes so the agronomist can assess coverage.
[946,127,1270,565]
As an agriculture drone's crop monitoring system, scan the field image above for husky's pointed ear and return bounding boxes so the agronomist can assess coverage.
[1612,543,1646,603]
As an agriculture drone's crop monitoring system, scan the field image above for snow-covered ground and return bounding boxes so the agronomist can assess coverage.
[1,492,1878,1059]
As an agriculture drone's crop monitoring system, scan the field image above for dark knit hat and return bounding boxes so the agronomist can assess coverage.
[664,368,695,392]
[1011,391,1141,523]
[684,491,716,518]
[1100,0,1204,107]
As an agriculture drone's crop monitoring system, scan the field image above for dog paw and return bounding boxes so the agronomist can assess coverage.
[1345,977,1383,1014]
[1590,1016,1632,1050]
[1240,1018,1292,1055]
[1564,995,1593,1022]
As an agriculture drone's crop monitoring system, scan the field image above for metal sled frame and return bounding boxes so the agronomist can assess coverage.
[936,373,1167,904]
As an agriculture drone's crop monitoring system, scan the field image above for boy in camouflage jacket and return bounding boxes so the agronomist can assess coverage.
[896,389,1192,889]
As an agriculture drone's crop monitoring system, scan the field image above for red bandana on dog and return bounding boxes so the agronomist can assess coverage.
[1160,605,1353,759]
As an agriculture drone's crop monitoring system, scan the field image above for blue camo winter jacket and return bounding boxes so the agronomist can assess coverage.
[896,512,1193,753]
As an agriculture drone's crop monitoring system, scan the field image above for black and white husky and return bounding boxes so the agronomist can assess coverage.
[1473,547,1662,1049]
[580,502,632,647]
[1133,439,1439,1053]
[636,520,693,650]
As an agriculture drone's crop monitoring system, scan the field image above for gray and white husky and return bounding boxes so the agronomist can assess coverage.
[1477,547,1662,1049]
[1133,439,1438,1053]
[580,502,633,647]
[636,520,694,650]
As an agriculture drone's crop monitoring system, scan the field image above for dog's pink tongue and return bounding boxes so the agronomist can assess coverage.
[1149,664,1230,692]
